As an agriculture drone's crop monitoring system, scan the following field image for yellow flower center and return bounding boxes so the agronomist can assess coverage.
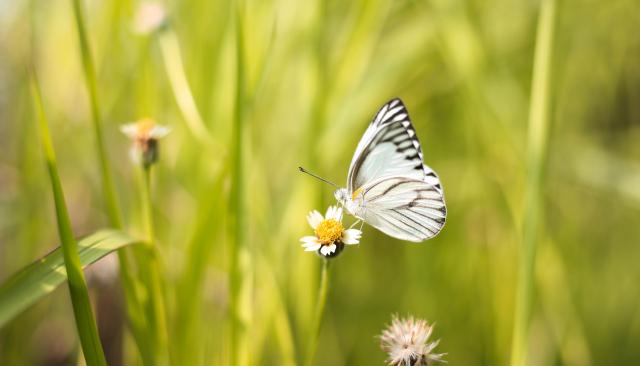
[136,118,156,138]
[315,219,344,244]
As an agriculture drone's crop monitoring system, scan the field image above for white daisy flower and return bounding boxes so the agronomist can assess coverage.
[379,315,445,366]
[133,2,168,35]
[121,118,171,168]
[300,205,362,258]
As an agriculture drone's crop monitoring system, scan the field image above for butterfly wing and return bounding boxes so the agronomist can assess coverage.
[346,98,442,193]
[345,98,446,242]
[359,176,446,242]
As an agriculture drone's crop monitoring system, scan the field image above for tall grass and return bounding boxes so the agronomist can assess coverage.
[68,0,150,363]
[70,0,121,228]
[510,0,557,365]
[30,71,107,366]
[228,2,251,364]
[2,0,640,365]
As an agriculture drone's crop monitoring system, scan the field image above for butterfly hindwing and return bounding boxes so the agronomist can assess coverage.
[360,176,446,242]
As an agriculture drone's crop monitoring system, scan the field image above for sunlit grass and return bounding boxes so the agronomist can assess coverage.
[1,0,640,365]
[510,0,556,365]
[31,70,107,366]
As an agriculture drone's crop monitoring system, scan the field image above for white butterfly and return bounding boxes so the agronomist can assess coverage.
[333,98,446,242]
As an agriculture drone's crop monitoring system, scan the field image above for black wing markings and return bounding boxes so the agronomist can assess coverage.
[349,98,431,190]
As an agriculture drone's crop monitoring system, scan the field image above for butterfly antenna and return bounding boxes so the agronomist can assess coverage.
[298,166,339,188]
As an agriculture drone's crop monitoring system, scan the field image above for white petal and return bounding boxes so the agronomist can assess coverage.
[327,244,336,254]
[324,206,334,220]
[120,123,138,139]
[304,243,321,252]
[320,246,331,256]
[129,146,141,164]
[301,238,321,249]
[335,207,343,221]
[307,210,323,229]
[325,205,343,221]
[300,235,318,244]
[150,125,171,139]
[342,229,362,245]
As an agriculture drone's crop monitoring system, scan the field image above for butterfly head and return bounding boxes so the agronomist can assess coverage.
[334,188,349,205]
[335,187,365,219]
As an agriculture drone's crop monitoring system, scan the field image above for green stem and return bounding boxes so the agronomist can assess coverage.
[229,2,249,365]
[509,1,556,365]
[305,259,331,366]
[30,72,107,366]
[140,167,171,366]
[142,169,155,243]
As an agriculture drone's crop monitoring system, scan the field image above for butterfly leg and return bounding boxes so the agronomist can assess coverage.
[349,219,361,229]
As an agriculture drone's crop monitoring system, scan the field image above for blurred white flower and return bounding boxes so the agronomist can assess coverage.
[133,2,168,35]
[85,252,120,287]
[300,205,361,258]
[379,315,445,366]
[121,118,170,168]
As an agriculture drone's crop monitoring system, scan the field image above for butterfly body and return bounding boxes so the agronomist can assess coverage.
[337,98,447,243]
[334,187,365,220]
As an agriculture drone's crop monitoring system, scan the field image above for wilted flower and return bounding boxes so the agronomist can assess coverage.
[121,118,170,168]
[133,2,168,34]
[379,315,445,366]
[300,205,362,258]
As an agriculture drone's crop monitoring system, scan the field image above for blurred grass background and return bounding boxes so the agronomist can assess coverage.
[1,0,640,365]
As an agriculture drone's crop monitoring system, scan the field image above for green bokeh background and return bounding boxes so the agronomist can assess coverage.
[1,0,639,365]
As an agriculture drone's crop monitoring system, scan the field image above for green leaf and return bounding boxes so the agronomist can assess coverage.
[0,229,141,328]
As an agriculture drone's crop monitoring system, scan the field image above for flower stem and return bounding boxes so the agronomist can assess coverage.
[140,167,171,366]
[305,259,331,366]
[30,71,107,366]
[142,168,155,243]
[509,0,556,365]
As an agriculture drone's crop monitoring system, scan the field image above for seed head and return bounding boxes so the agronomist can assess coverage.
[379,315,445,366]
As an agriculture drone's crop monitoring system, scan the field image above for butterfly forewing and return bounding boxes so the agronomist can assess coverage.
[347,99,442,193]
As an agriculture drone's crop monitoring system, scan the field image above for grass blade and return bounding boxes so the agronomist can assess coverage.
[30,72,107,366]
[0,229,141,328]
[70,0,121,228]
[229,2,251,365]
[158,29,214,145]
[509,0,557,365]
[67,1,149,362]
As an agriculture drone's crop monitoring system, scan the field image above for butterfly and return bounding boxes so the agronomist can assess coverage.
[332,98,446,242]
